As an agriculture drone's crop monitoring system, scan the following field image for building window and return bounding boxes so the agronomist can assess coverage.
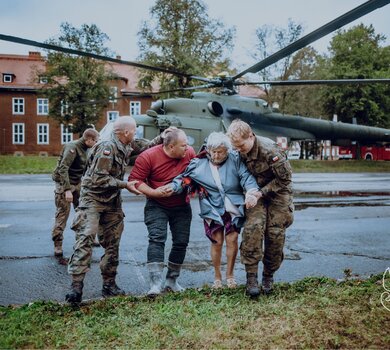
[12,98,24,115]
[61,100,71,117]
[12,123,25,144]
[109,86,118,102]
[130,101,141,116]
[37,98,49,115]
[37,123,49,144]
[3,74,14,83]
[61,124,73,144]
[107,111,119,123]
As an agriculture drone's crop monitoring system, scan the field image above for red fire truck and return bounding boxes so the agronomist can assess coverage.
[338,144,390,160]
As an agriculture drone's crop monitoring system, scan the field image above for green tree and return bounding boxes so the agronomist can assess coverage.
[270,47,326,117]
[137,0,235,93]
[251,19,327,117]
[252,19,303,82]
[322,24,390,128]
[39,23,115,134]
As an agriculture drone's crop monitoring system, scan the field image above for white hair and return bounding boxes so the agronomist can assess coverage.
[206,132,232,150]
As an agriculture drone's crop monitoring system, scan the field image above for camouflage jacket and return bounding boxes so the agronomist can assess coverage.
[240,135,293,197]
[52,137,89,190]
[79,132,161,208]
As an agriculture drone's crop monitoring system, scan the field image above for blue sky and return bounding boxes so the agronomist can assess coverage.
[1,0,389,70]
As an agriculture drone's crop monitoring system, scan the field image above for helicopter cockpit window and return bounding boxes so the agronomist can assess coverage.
[207,101,223,116]
[187,135,195,146]
[136,125,144,139]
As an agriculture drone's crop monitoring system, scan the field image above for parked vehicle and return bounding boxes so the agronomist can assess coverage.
[338,144,390,160]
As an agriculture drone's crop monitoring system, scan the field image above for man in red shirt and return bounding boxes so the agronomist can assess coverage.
[129,129,196,296]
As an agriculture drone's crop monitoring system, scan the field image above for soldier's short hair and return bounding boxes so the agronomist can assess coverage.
[163,128,186,146]
[206,132,231,151]
[227,119,253,142]
[113,116,136,133]
[83,128,99,140]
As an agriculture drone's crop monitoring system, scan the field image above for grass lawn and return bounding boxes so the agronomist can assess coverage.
[1,274,389,349]
[1,155,390,174]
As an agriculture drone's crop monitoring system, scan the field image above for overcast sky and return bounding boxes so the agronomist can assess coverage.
[1,0,389,71]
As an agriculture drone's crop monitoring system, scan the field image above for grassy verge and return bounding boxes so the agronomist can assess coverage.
[1,155,390,174]
[290,159,390,172]
[1,274,389,349]
[0,155,57,174]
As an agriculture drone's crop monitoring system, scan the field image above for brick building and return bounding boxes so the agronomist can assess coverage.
[0,52,155,156]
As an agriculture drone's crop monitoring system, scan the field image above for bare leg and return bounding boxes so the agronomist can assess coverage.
[210,229,224,282]
[225,231,238,280]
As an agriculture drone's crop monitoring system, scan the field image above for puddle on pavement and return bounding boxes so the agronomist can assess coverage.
[295,191,390,198]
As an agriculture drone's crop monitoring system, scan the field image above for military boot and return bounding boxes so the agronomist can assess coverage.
[102,281,126,298]
[65,281,84,304]
[262,274,274,295]
[164,261,184,292]
[246,272,260,298]
[54,241,68,265]
[54,241,63,257]
[147,262,164,296]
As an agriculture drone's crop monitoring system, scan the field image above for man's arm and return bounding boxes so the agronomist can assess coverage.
[261,153,292,196]
[55,145,77,190]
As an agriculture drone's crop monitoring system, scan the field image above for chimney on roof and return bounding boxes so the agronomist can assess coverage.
[29,51,41,57]
[116,55,121,60]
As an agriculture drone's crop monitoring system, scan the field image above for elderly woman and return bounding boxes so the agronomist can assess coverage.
[168,132,261,289]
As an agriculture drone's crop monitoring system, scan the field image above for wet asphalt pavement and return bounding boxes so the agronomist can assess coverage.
[0,173,389,305]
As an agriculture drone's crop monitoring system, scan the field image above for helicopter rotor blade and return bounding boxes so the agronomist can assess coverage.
[0,34,192,78]
[233,0,390,80]
[236,78,390,86]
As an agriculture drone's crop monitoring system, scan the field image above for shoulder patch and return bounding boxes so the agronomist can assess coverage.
[272,155,279,163]
[103,149,111,156]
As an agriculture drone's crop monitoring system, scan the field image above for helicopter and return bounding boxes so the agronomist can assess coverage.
[1,0,390,153]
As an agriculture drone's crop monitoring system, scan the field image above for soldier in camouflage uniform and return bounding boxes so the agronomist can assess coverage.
[65,116,163,303]
[51,128,99,262]
[227,119,294,297]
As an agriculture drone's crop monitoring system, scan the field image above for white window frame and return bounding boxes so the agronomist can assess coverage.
[3,74,13,83]
[12,123,25,144]
[61,100,71,117]
[12,98,24,115]
[130,101,141,116]
[61,124,73,144]
[37,98,49,115]
[37,123,49,145]
[107,111,119,123]
[109,86,118,102]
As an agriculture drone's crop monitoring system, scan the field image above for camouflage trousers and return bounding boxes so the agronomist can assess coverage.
[51,183,80,243]
[67,206,124,282]
[240,192,294,275]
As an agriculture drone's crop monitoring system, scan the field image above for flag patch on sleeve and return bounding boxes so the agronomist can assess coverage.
[272,155,279,162]
[103,149,111,156]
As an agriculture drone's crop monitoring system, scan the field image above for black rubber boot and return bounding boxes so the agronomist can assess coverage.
[246,273,260,298]
[262,274,274,295]
[102,283,126,298]
[65,281,83,304]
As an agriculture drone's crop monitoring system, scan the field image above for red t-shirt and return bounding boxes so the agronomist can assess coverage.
[129,144,196,208]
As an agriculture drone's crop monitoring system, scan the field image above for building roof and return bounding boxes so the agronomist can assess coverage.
[0,52,45,89]
[0,51,266,98]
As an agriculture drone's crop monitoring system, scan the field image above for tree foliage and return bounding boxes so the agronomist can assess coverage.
[39,23,115,135]
[252,20,326,117]
[321,24,390,128]
[252,19,304,81]
[137,0,235,93]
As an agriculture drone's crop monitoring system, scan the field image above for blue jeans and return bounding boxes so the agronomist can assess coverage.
[144,199,192,265]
